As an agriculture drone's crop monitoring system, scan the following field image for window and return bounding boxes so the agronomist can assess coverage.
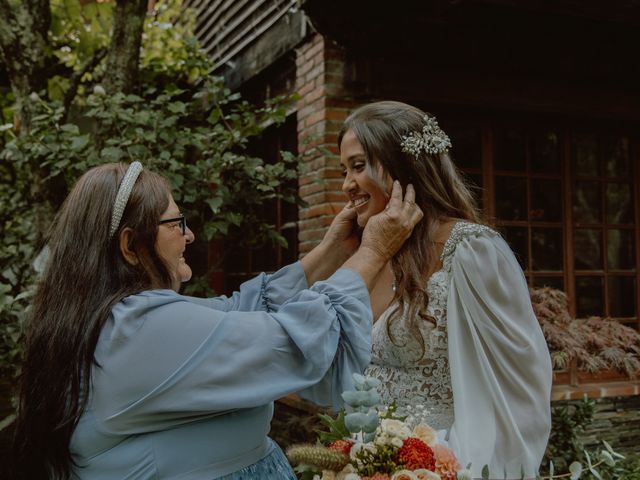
[223,115,299,294]
[444,116,638,327]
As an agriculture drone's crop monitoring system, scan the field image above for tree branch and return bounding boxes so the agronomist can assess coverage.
[62,47,108,122]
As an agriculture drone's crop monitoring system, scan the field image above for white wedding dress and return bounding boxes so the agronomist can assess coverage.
[365,222,553,479]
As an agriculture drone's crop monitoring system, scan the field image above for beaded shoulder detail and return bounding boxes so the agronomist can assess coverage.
[440,222,498,272]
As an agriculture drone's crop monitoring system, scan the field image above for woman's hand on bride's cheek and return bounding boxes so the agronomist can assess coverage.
[360,182,423,260]
[322,202,360,258]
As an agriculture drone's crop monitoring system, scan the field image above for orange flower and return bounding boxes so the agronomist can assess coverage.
[433,444,461,480]
[396,438,436,471]
[329,439,354,456]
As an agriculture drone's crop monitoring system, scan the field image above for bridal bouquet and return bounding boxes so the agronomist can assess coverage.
[287,374,627,480]
[286,374,468,480]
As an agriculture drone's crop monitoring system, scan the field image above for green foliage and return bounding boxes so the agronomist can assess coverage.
[316,410,350,444]
[544,396,596,472]
[46,0,208,102]
[0,0,300,383]
[140,2,211,85]
[0,78,300,377]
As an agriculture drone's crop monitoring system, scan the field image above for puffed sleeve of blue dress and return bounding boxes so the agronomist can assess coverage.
[70,261,372,480]
[445,229,553,480]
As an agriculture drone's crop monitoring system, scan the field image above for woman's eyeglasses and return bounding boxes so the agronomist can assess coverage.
[159,214,187,235]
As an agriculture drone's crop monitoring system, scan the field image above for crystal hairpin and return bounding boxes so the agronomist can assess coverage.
[109,161,143,238]
[400,115,452,156]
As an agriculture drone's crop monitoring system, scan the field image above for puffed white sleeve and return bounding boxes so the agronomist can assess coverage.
[445,232,552,479]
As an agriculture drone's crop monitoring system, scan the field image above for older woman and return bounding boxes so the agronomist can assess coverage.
[13,161,422,479]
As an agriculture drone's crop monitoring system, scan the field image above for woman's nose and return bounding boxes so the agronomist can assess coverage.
[185,227,195,244]
[342,173,356,194]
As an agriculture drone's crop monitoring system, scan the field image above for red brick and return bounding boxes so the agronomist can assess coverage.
[305,85,326,104]
[325,60,344,77]
[299,203,339,219]
[296,81,315,98]
[305,109,326,128]
[297,102,319,121]
[305,64,324,83]
[297,58,315,78]
[305,40,324,61]
[326,108,348,121]
[300,182,325,197]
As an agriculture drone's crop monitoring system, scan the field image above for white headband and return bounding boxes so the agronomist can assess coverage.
[109,161,143,238]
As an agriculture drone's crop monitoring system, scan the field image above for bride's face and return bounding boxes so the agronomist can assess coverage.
[340,129,391,227]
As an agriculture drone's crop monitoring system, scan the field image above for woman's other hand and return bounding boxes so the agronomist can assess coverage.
[343,181,422,291]
[360,181,422,260]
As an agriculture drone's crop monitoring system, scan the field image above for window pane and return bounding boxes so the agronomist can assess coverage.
[495,128,526,172]
[603,136,630,178]
[531,179,562,222]
[608,276,636,317]
[607,229,635,271]
[281,226,298,265]
[533,276,564,291]
[449,126,482,169]
[495,176,527,220]
[531,131,560,174]
[252,243,279,272]
[575,276,604,317]
[572,133,599,176]
[531,228,563,271]
[574,229,603,270]
[501,226,528,270]
[226,246,249,272]
[606,183,633,224]
[573,181,601,224]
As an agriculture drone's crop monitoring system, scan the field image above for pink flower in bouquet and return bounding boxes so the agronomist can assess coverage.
[411,424,438,447]
[433,444,461,480]
[396,438,436,471]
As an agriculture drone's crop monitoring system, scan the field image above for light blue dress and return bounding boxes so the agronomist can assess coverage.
[70,262,372,479]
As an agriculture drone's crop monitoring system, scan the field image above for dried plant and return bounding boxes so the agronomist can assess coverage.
[530,287,640,377]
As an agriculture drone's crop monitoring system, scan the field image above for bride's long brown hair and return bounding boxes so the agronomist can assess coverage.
[12,163,174,479]
[339,101,481,349]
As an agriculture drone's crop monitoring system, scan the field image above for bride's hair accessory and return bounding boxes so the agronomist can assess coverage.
[109,161,143,238]
[400,115,452,156]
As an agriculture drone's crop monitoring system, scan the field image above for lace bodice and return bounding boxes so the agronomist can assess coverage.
[365,221,494,431]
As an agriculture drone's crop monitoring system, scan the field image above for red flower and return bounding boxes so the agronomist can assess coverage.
[396,437,436,471]
[328,439,354,456]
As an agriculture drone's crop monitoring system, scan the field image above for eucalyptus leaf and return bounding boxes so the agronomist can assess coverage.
[569,461,582,479]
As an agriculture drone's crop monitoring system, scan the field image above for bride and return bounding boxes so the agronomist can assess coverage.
[338,101,552,479]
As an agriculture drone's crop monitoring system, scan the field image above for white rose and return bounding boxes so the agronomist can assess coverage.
[342,474,362,480]
[414,469,442,480]
[336,464,358,480]
[390,470,419,480]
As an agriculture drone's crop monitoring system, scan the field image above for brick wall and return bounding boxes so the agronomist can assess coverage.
[295,33,358,255]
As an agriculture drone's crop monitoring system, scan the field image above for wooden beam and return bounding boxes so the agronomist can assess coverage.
[218,9,307,91]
